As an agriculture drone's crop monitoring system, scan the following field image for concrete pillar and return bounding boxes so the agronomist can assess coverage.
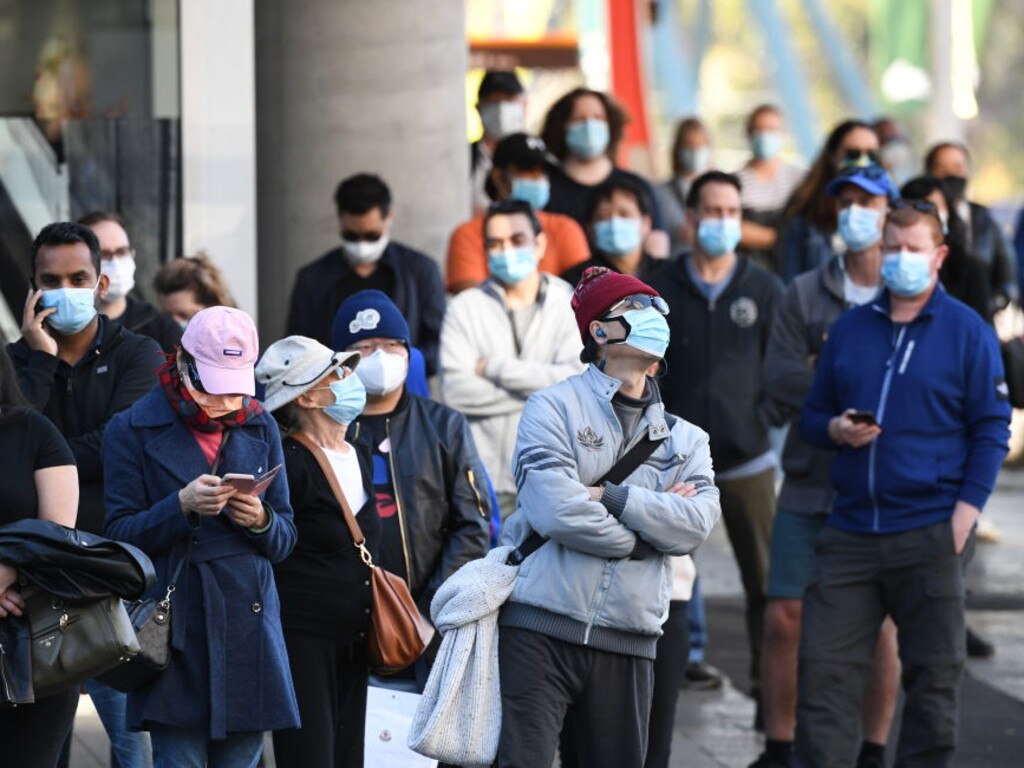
[254,0,469,336]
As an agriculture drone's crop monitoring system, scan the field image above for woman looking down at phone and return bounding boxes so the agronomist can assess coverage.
[102,306,299,768]
[256,336,379,768]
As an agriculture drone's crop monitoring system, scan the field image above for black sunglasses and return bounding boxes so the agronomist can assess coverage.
[840,149,880,168]
[341,230,385,243]
[891,198,943,225]
[835,163,888,181]
[603,294,670,318]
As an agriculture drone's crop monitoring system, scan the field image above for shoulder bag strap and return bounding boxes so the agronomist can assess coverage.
[508,434,662,565]
[291,432,374,567]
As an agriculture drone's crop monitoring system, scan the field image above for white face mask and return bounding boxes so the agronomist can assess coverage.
[100,256,137,301]
[479,101,526,139]
[355,349,408,396]
[341,235,390,266]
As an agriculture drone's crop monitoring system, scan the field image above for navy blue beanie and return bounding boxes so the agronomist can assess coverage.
[331,290,410,350]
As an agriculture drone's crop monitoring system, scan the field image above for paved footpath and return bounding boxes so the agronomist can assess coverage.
[71,470,1024,767]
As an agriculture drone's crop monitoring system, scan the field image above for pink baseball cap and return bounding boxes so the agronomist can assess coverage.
[180,306,258,396]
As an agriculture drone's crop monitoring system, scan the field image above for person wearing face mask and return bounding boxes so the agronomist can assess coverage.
[447,132,590,294]
[751,163,900,768]
[562,177,659,286]
[256,336,379,768]
[736,105,806,272]
[924,141,1017,311]
[778,119,880,283]
[470,70,528,214]
[286,173,446,375]
[540,88,669,258]
[795,206,1011,768]
[441,200,585,520]
[331,291,490,681]
[493,266,720,768]
[102,306,299,768]
[649,172,783,726]
[79,211,183,354]
[654,116,713,254]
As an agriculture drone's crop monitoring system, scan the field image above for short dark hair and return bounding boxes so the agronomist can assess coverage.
[586,177,651,222]
[484,199,543,237]
[31,221,101,277]
[478,70,524,101]
[334,173,392,217]
[745,103,781,135]
[686,171,742,210]
[924,141,971,173]
[540,88,629,162]
[77,210,126,229]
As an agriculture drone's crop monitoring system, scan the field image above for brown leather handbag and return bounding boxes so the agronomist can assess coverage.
[292,432,435,674]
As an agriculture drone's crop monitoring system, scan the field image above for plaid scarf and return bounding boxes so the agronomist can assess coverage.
[157,355,264,433]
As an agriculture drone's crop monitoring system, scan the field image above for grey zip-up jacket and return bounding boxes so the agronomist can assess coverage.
[499,365,721,659]
[762,255,874,513]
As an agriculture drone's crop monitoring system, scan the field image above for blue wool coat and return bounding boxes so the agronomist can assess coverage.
[103,387,300,737]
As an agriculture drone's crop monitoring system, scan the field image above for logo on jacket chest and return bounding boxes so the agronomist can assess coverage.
[576,426,605,450]
[729,297,758,328]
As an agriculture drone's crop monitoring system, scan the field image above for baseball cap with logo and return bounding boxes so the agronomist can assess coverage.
[331,289,411,352]
[180,306,259,396]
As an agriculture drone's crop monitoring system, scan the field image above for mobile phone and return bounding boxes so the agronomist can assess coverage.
[847,410,878,426]
[222,464,282,496]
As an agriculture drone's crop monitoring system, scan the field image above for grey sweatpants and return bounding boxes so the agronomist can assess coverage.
[794,520,967,768]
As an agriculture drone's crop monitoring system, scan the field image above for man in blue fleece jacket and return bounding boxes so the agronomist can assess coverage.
[794,202,1011,767]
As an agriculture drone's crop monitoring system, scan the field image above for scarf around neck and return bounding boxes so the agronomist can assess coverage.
[157,354,263,433]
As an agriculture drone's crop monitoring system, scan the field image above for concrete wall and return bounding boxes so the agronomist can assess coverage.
[254,0,469,336]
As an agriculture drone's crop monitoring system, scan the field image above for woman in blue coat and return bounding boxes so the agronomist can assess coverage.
[103,306,299,768]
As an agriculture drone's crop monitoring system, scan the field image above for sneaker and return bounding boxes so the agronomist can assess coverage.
[683,661,725,690]
[748,750,790,768]
[966,626,995,658]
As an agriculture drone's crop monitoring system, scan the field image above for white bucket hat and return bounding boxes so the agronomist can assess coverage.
[256,335,360,413]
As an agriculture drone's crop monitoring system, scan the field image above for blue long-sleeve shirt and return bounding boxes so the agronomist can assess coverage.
[800,286,1010,534]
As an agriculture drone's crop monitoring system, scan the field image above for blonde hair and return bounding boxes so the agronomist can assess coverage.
[153,252,236,309]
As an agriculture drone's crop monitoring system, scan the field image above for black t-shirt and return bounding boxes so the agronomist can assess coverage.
[358,412,406,582]
[0,408,75,526]
[120,297,184,355]
[335,261,396,312]
[546,165,664,231]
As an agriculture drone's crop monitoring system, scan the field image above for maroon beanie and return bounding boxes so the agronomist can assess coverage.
[570,266,660,342]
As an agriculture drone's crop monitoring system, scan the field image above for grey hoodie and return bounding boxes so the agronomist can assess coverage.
[762,255,876,513]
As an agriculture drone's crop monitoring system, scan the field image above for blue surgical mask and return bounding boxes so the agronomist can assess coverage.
[608,308,670,359]
[677,146,710,175]
[510,177,550,211]
[565,119,610,159]
[696,217,742,257]
[881,249,933,297]
[488,246,536,286]
[593,217,643,256]
[40,284,99,335]
[837,204,882,252]
[750,130,784,160]
[321,372,367,425]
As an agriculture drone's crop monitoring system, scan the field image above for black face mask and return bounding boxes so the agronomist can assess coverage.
[940,175,968,201]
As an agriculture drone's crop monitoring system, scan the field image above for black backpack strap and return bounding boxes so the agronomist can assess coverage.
[507,435,661,565]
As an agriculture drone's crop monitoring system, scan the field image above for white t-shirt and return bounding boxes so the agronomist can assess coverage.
[840,256,882,305]
[321,443,368,513]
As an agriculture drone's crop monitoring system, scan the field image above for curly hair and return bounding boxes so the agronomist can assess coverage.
[540,88,629,162]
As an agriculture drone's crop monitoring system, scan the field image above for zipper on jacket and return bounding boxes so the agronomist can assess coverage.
[0,643,14,704]
[868,325,908,532]
[466,469,487,519]
[385,418,414,584]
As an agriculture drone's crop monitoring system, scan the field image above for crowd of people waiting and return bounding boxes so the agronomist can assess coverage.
[0,68,1017,768]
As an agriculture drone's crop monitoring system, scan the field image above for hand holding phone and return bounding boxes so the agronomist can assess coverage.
[21,288,58,356]
[222,464,282,496]
[829,409,882,448]
[847,410,878,427]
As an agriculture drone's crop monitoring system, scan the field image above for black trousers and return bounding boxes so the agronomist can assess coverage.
[645,600,690,768]
[794,521,967,768]
[273,629,369,768]
[0,686,78,768]
[496,625,654,768]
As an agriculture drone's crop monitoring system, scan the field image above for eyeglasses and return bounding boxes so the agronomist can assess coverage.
[604,294,670,317]
[100,246,134,260]
[341,230,385,243]
[891,198,943,225]
[840,149,880,168]
[349,339,407,356]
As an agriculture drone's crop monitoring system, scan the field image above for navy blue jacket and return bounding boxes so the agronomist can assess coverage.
[800,287,1011,534]
[103,388,299,737]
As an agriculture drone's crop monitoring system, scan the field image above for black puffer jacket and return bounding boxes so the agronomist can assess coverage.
[349,390,491,611]
[649,254,783,472]
[7,316,163,534]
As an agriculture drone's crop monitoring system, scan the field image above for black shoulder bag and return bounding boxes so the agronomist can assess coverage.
[506,435,660,566]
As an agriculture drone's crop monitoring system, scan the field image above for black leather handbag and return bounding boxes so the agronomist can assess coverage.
[22,587,140,699]
[96,548,188,693]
